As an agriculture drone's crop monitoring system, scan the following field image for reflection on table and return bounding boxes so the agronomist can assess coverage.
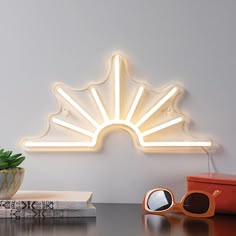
[0,204,235,236]
[0,217,96,236]
[143,213,236,236]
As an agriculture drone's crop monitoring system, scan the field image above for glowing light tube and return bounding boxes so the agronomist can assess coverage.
[136,87,179,128]
[142,141,212,147]
[142,117,183,137]
[90,88,109,121]
[24,141,95,148]
[126,86,144,122]
[114,55,120,119]
[52,117,94,137]
[57,88,99,128]
[21,54,213,153]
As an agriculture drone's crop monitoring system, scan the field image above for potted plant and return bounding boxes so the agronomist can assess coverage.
[0,147,25,199]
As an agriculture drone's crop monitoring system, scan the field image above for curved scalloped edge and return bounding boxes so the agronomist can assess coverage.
[20,53,214,153]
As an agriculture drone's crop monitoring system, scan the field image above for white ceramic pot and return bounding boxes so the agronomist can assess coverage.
[0,168,25,199]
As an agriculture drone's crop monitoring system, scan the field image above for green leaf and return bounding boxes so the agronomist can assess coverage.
[0,148,25,169]
[8,156,24,165]
[0,161,9,170]
[0,149,5,158]
[7,153,22,161]
[8,157,25,168]
[2,151,12,158]
[0,153,9,160]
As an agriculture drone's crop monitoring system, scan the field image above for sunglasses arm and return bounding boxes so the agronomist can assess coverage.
[212,190,221,198]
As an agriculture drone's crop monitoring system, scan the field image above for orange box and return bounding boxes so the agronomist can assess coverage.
[187,173,236,214]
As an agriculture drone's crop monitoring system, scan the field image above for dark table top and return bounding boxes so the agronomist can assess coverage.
[1,203,236,236]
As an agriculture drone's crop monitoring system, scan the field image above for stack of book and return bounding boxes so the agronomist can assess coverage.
[0,191,96,218]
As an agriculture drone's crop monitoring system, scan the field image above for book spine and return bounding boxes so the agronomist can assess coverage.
[0,199,91,210]
[0,207,96,218]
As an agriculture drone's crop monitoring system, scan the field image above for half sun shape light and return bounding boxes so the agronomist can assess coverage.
[21,53,213,152]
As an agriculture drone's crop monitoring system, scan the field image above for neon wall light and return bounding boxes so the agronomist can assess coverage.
[21,53,213,152]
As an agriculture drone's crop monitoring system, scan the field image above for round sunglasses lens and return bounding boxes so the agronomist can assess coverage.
[147,190,172,211]
[183,193,210,214]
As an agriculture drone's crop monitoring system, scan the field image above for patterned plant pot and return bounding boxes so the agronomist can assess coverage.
[0,168,25,199]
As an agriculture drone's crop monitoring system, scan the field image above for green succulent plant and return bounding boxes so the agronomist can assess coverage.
[0,148,25,170]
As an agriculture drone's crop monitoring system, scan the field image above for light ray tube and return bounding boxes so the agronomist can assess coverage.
[24,141,95,148]
[90,88,109,121]
[114,55,120,119]
[142,117,183,137]
[143,141,212,147]
[126,86,144,122]
[57,88,99,128]
[136,87,179,127]
[52,117,94,137]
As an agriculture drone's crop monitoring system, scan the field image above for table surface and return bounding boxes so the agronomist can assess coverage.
[0,203,236,236]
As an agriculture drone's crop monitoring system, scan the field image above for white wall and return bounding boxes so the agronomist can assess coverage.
[0,0,235,203]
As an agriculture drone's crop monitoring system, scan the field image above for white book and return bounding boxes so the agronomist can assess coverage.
[0,204,96,218]
[0,191,92,210]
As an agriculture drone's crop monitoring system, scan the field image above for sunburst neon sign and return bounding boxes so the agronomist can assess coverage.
[21,53,213,152]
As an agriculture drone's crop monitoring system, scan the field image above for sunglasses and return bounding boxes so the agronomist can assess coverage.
[142,188,221,217]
